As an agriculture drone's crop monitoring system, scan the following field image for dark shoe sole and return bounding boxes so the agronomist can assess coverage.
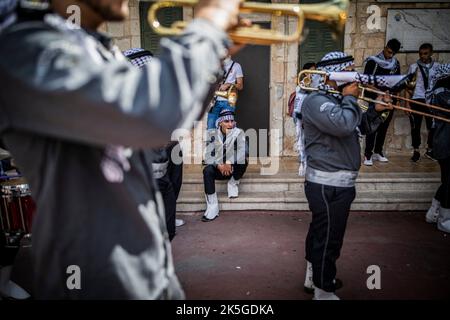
[201,215,218,222]
[304,286,314,294]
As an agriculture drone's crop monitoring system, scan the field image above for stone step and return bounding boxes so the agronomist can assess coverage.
[180,173,440,193]
[176,190,435,212]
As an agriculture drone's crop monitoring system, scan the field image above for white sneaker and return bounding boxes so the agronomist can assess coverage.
[202,193,219,222]
[426,198,440,223]
[304,261,314,293]
[363,156,373,166]
[437,207,450,233]
[372,153,388,162]
[313,287,340,300]
[227,177,239,198]
[175,219,185,227]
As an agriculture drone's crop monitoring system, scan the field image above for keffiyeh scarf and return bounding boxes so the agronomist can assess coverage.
[123,48,153,69]
[328,72,412,91]
[365,51,399,71]
[426,63,450,102]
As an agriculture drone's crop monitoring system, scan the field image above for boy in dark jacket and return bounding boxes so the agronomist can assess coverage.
[363,38,401,165]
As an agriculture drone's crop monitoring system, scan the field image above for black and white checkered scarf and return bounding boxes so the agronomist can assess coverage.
[215,110,235,129]
[426,63,450,102]
[123,48,153,69]
[315,51,355,98]
[365,51,398,71]
[328,72,411,91]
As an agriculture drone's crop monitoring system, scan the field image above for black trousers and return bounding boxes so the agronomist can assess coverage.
[435,157,450,209]
[167,142,183,200]
[203,164,247,195]
[304,181,356,292]
[409,99,434,150]
[158,142,183,241]
[157,175,176,241]
[0,234,19,266]
[365,109,394,158]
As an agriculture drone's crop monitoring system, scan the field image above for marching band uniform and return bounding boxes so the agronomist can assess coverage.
[301,52,384,300]
[0,2,229,298]
[123,48,185,241]
[425,74,450,233]
[0,0,30,300]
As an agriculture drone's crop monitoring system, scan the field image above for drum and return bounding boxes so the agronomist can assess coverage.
[0,178,36,248]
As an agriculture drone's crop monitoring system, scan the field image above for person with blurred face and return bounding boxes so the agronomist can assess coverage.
[202,110,248,222]
[363,38,401,166]
[0,0,241,299]
[407,43,441,162]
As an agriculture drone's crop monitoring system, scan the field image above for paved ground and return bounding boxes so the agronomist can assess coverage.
[9,210,450,300]
[172,211,450,300]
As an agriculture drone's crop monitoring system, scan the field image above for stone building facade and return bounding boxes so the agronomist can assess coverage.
[105,0,450,158]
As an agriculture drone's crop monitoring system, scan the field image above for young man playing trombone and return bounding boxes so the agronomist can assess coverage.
[300,52,393,300]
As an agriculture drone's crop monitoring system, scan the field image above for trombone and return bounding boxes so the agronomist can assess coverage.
[297,70,450,124]
[148,0,349,45]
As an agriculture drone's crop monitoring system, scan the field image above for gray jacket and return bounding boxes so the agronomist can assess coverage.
[302,92,382,187]
[0,14,227,299]
[205,127,249,166]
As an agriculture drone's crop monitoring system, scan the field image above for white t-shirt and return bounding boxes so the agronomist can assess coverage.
[217,59,244,102]
[408,61,441,100]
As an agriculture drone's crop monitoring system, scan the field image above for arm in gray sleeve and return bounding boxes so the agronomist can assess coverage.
[0,19,228,148]
[302,94,362,137]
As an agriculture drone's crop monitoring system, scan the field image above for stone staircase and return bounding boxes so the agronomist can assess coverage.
[177,156,440,212]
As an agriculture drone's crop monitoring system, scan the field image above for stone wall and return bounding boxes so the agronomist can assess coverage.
[100,0,141,51]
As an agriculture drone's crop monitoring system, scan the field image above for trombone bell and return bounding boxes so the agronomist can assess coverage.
[148,0,349,45]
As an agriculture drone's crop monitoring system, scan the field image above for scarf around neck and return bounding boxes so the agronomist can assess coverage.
[365,51,398,71]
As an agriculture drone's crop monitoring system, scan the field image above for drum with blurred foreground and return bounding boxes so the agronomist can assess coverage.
[0,178,36,248]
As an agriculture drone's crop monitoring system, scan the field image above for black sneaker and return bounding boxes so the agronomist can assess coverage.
[410,151,420,162]
[424,150,437,161]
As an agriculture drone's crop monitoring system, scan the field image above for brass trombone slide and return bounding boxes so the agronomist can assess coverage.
[148,0,349,45]
[297,70,450,124]
[361,86,450,118]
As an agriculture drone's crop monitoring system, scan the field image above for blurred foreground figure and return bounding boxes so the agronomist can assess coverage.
[0,0,241,299]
